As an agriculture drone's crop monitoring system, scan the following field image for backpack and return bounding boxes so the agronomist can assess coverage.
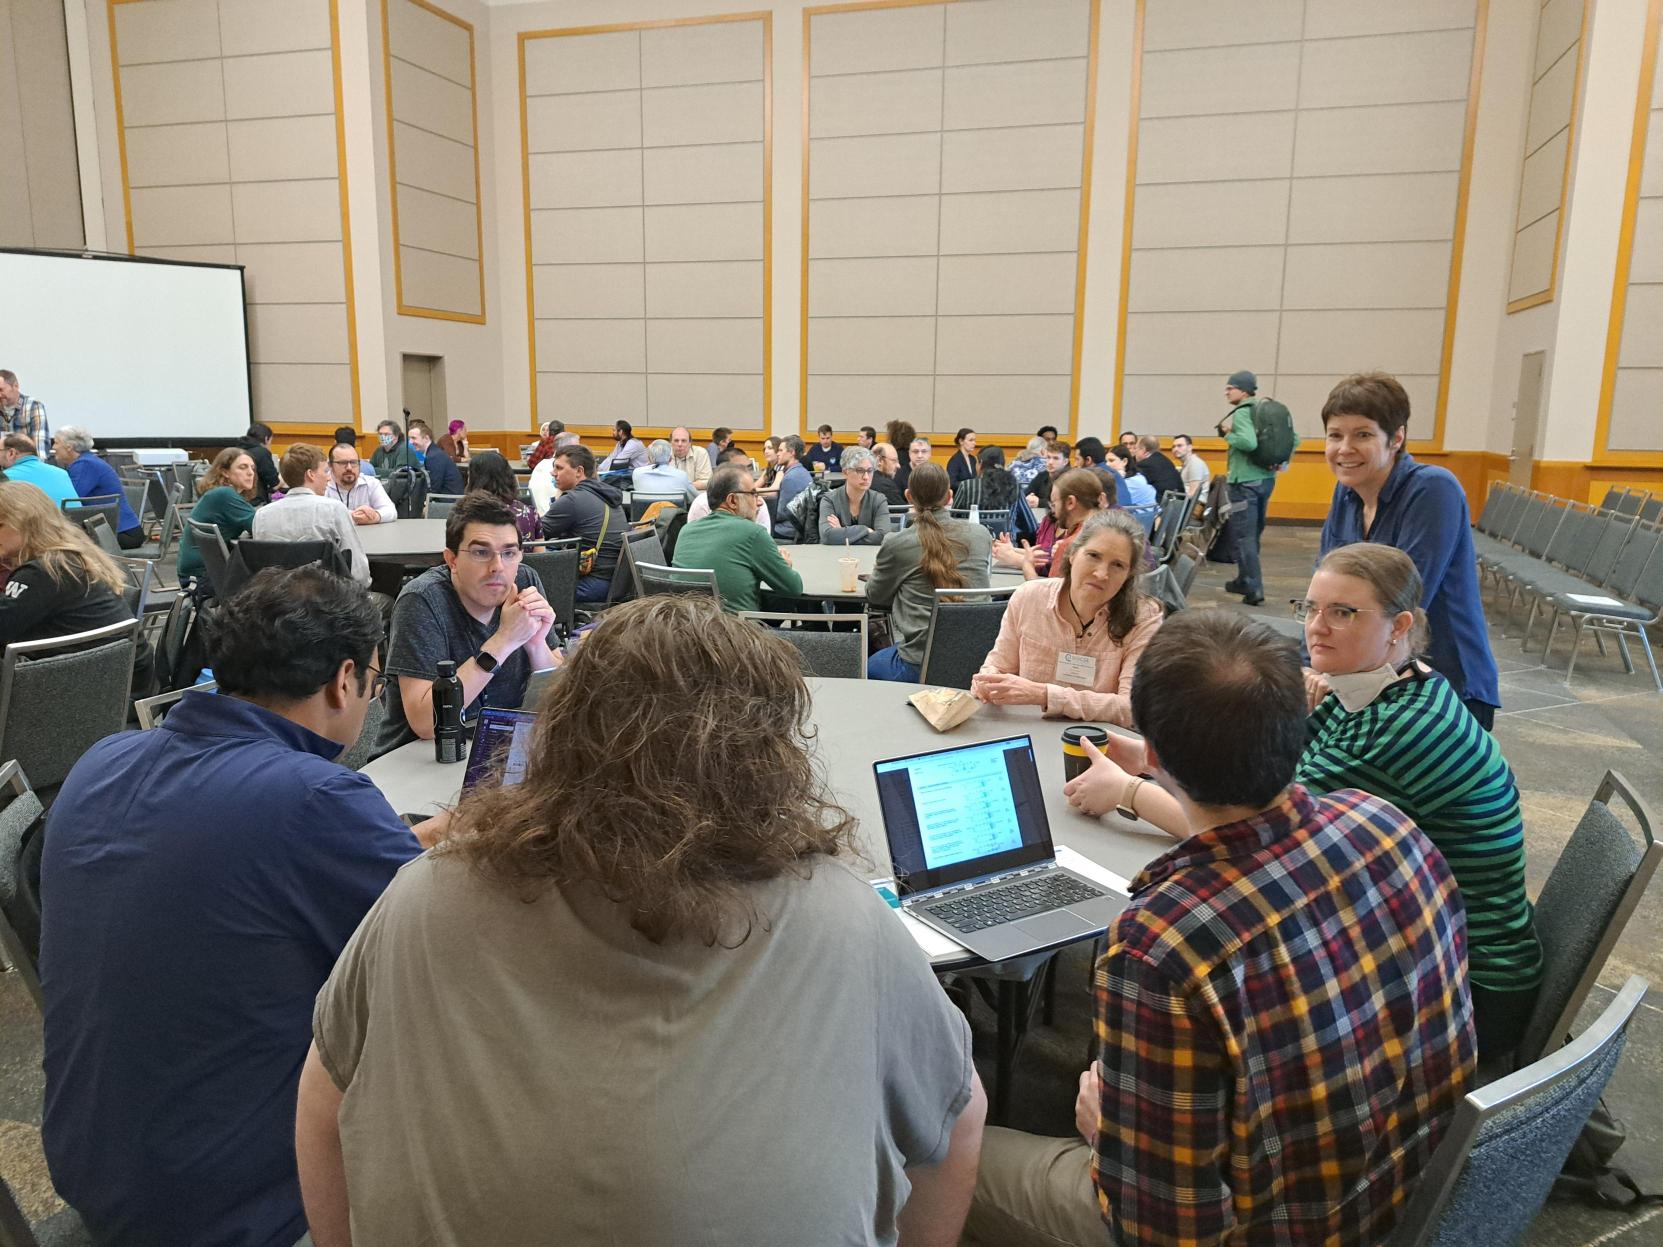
[785,480,829,545]
[1247,397,1296,469]
[385,466,429,519]
[1552,1099,1663,1210]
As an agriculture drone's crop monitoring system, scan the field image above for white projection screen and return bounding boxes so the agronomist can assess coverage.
[0,250,250,443]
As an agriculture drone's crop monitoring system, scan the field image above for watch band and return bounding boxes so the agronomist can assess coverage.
[1115,776,1145,821]
[475,648,499,674]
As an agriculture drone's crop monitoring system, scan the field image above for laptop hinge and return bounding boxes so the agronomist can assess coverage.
[906,859,1057,904]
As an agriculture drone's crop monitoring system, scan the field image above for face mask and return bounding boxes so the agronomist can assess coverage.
[379,433,395,449]
[1324,662,1407,713]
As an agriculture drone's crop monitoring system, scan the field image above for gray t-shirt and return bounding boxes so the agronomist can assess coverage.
[374,563,545,757]
[313,853,973,1246]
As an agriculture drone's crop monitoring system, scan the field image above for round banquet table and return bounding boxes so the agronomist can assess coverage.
[769,544,1026,601]
[355,517,449,563]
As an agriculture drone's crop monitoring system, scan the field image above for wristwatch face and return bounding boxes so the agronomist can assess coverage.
[476,649,498,673]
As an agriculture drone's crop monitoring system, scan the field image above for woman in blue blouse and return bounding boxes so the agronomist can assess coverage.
[1317,372,1500,727]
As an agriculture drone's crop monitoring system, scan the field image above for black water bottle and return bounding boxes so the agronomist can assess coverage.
[433,660,464,764]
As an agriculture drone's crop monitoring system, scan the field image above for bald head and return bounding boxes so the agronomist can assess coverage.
[671,427,693,458]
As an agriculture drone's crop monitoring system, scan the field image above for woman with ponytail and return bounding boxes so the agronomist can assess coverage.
[864,462,992,681]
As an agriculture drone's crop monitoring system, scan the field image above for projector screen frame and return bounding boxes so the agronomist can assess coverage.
[0,246,253,449]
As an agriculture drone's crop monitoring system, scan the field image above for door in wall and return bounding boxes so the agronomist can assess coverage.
[400,354,447,434]
[1509,351,1545,489]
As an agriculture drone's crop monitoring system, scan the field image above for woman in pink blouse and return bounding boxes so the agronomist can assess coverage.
[972,509,1163,725]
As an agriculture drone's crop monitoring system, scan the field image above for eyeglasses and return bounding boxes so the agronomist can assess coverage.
[459,545,524,565]
[1290,600,1389,627]
[332,457,360,467]
[365,665,388,699]
[843,466,875,476]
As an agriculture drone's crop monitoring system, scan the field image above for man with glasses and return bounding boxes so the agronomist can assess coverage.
[252,443,372,586]
[375,493,559,756]
[672,463,801,613]
[325,441,396,524]
[40,566,441,1247]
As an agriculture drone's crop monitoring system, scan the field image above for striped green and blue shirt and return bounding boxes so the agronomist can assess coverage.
[1298,666,1542,994]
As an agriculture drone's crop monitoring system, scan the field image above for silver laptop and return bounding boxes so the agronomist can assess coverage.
[873,735,1127,962]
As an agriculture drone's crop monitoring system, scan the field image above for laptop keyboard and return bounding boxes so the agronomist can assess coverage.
[924,873,1106,933]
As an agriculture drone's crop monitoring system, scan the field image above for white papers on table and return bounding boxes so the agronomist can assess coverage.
[1564,593,1623,607]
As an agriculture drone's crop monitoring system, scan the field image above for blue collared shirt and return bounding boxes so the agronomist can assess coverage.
[1319,454,1500,708]
[40,691,421,1247]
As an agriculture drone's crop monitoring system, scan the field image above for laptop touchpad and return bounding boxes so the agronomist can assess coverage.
[1014,909,1092,946]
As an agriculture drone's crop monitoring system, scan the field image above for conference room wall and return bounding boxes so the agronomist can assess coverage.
[0,0,85,250]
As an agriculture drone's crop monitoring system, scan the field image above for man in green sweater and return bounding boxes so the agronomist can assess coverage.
[673,464,802,612]
[1214,368,1277,606]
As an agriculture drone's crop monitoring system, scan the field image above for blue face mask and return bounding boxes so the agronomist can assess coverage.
[379,433,396,449]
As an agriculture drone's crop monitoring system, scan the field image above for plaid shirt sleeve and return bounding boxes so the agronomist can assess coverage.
[25,399,48,446]
[1093,945,1235,1247]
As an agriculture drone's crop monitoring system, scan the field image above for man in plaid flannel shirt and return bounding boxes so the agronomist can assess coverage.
[0,369,49,456]
[965,610,1476,1246]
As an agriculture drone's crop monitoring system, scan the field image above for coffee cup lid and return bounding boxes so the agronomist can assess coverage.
[1061,724,1110,745]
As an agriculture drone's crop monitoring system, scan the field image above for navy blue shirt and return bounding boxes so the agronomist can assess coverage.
[1319,454,1500,708]
[40,691,421,1247]
[66,453,142,533]
[421,442,465,494]
[803,440,842,472]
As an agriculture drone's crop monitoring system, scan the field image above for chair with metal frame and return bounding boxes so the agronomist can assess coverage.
[1541,519,1663,691]
[634,562,721,604]
[185,518,235,597]
[0,621,140,791]
[918,586,1016,690]
[133,679,217,731]
[0,759,43,1010]
[425,493,465,520]
[738,611,868,678]
[629,494,687,523]
[621,526,669,596]
[521,539,580,636]
[81,515,121,557]
[61,495,122,541]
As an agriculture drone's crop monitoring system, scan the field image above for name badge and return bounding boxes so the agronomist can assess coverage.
[1056,651,1097,687]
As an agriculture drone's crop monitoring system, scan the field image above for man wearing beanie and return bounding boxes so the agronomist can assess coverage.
[1216,369,1274,605]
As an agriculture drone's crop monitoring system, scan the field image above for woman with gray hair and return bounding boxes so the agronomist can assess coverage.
[1009,436,1048,491]
[49,424,146,548]
[817,445,889,545]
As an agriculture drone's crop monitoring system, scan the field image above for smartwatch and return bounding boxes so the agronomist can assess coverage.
[474,648,500,674]
[1115,776,1146,821]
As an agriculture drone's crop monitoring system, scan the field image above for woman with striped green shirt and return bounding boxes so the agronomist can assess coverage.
[1062,543,1542,1057]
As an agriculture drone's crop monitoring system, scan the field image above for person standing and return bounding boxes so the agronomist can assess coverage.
[0,369,49,455]
[1216,369,1275,606]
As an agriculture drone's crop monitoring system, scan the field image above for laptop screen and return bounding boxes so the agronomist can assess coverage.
[873,735,1055,895]
[462,707,538,790]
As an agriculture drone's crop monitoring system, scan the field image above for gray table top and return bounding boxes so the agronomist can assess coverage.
[354,517,449,559]
[768,543,1025,601]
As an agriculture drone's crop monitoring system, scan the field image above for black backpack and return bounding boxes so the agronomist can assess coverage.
[785,480,829,545]
[1247,397,1296,469]
[385,466,430,519]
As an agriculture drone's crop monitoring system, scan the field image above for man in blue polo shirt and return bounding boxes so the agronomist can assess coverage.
[39,567,444,1247]
[0,433,78,508]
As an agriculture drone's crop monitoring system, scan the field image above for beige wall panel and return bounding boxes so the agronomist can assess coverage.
[0,81,31,243]
[1525,49,1577,155]
[116,59,225,127]
[940,124,1083,194]
[809,69,942,140]
[1536,0,1584,76]
[528,149,640,210]
[389,57,474,145]
[935,315,1072,375]
[1294,101,1467,176]
[392,123,477,203]
[939,188,1080,254]
[643,202,761,262]
[1132,180,1287,249]
[237,241,344,303]
[399,184,478,259]
[1639,117,1663,197]
[1287,171,1460,242]
[1139,44,1300,118]
[1141,1,1301,52]
[809,257,938,317]
[113,0,220,65]
[523,31,637,96]
[533,263,645,319]
[1128,247,1285,313]
[1125,311,1280,375]
[809,195,939,258]
[810,133,940,199]
[530,206,643,263]
[944,59,1087,132]
[1273,373,1437,437]
[1120,375,1233,434]
[1517,128,1570,228]
[943,0,1089,68]
[937,252,1078,315]
[124,122,230,188]
[1507,213,1558,303]
[251,363,351,420]
[641,82,763,148]
[643,142,762,205]
[1299,29,1473,110]
[1627,200,1663,284]
[248,302,349,364]
[137,243,237,263]
[218,0,331,56]
[1136,112,1295,184]
[646,373,763,426]
[1277,308,1445,376]
[1607,369,1663,450]
[645,260,761,318]
[640,20,761,89]
[535,318,646,373]
[934,375,1071,434]
[536,372,647,423]
[807,375,934,427]
[811,5,942,77]
[647,318,761,374]
[1302,2,1474,40]
[230,179,342,243]
[808,316,935,375]
[400,247,481,315]
[388,0,471,88]
[1616,285,1663,368]
[129,184,234,246]
[228,115,337,183]
[223,50,334,121]
[525,90,640,153]
[1283,241,1453,310]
